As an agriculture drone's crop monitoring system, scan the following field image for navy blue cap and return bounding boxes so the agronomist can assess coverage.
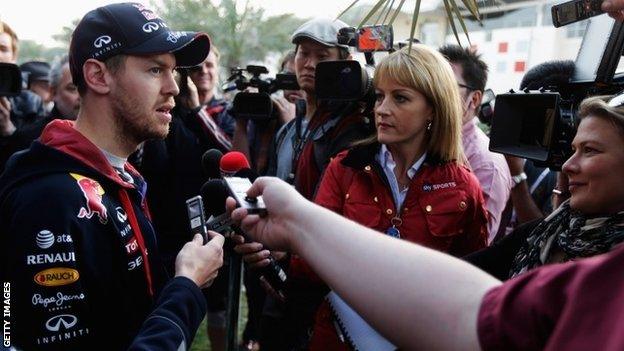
[69,2,210,87]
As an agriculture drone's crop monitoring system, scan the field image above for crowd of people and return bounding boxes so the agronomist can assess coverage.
[2,1,624,350]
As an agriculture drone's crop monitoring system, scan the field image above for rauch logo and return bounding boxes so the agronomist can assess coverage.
[34,268,80,287]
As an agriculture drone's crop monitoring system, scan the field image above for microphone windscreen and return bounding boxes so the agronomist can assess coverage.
[201,179,229,216]
[220,151,250,175]
[202,149,224,179]
[233,168,259,182]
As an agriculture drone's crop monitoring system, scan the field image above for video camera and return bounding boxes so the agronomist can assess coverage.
[0,63,22,97]
[225,65,298,120]
[489,14,624,170]
[315,25,394,107]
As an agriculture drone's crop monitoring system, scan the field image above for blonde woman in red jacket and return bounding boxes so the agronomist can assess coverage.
[307,44,489,350]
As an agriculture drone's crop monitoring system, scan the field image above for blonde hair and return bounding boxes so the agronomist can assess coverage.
[0,21,18,59]
[372,45,465,164]
[578,95,624,135]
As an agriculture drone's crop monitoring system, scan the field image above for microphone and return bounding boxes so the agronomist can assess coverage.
[202,178,287,301]
[220,151,250,176]
[202,149,224,179]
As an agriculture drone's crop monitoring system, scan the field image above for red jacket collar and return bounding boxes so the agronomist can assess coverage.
[39,119,139,188]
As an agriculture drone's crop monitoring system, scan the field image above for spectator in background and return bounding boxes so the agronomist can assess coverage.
[0,21,47,172]
[440,44,512,242]
[232,49,302,175]
[186,45,235,140]
[48,55,81,120]
[20,60,53,111]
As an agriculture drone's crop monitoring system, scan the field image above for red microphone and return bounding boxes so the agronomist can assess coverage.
[219,151,250,176]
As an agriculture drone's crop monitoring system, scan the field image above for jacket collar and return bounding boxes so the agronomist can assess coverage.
[341,141,444,170]
[39,119,140,189]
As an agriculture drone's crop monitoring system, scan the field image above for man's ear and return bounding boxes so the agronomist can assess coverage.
[471,90,483,110]
[83,59,111,95]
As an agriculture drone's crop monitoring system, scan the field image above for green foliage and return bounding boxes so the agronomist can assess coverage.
[154,0,305,71]
[51,19,80,47]
[17,40,66,64]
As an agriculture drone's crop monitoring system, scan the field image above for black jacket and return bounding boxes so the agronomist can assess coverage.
[463,219,542,280]
[0,120,206,350]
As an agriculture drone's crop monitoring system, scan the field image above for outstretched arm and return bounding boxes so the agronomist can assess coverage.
[230,177,501,350]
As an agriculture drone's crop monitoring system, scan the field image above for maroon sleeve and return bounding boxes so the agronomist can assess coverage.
[478,246,624,351]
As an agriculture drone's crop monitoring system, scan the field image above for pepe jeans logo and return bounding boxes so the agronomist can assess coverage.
[142,22,159,33]
[45,314,78,332]
[93,35,112,48]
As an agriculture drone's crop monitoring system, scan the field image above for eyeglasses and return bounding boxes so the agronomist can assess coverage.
[458,83,477,91]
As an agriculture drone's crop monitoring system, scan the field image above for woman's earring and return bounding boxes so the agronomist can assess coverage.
[426,120,432,131]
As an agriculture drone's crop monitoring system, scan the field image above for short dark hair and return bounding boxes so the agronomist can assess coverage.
[75,55,127,95]
[520,60,575,90]
[294,44,350,60]
[439,44,488,92]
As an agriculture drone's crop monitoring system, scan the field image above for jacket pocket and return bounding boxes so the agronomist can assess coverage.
[343,199,382,228]
[420,190,469,237]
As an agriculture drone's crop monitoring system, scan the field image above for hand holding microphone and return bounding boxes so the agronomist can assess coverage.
[200,151,288,299]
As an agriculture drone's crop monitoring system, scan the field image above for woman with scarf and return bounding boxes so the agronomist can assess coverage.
[465,95,624,280]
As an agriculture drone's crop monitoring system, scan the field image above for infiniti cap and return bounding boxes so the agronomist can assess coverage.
[69,2,210,87]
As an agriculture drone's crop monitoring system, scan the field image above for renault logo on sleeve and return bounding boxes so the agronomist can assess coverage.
[36,230,55,249]
[142,22,160,33]
[45,314,78,332]
[93,35,112,48]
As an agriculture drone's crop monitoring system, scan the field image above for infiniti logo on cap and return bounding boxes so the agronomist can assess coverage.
[142,22,160,33]
[94,35,112,48]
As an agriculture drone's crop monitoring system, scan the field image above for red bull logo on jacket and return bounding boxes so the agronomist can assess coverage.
[71,173,108,224]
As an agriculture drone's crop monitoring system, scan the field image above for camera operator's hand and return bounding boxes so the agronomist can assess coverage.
[0,97,16,137]
[228,177,306,252]
[175,232,225,288]
[284,90,305,105]
[232,234,288,269]
[271,95,296,125]
[603,0,624,20]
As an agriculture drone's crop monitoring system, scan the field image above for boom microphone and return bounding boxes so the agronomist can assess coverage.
[202,149,224,179]
[220,151,250,176]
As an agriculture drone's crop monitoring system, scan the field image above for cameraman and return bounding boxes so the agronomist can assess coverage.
[234,18,374,350]
[0,21,47,172]
[499,60,575,236]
